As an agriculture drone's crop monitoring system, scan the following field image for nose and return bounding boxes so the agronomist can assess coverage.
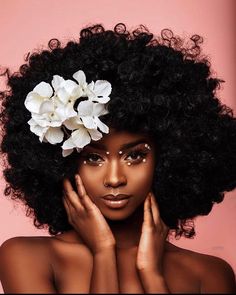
[103,159,127,188]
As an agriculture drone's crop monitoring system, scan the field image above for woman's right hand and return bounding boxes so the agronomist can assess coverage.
[63,174,116,255]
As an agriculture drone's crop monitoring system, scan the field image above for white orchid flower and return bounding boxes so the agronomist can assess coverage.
[72,70,90,96]
[25,82,65,143]
[61,125,103,157]
[28,118,64,144]
[24,82,53,113]
[25,70,112,157]
[77,100,109,133]
[73,70,112,104]
[52,75,83,106]
[87,80,112,103]
[61,100,109,156]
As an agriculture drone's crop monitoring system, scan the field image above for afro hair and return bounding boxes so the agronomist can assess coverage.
[1,23,236,238]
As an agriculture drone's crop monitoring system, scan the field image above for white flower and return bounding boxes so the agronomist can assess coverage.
[52,75,83,106]
[25,82,66,143]
[25,82,53,113]
[62,100,109,157]
[73,70,112,103]
[77,100,109,132]
[87,80,112,103]
[62,125,103,157]
[25,70,112,156]
[28,118,64,144]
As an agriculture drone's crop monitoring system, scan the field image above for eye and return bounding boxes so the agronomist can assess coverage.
[125,150,147,163]
[84,153,104,165]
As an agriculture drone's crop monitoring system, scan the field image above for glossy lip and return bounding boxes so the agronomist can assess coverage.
[102,194,130,201]
[101,196,130,209]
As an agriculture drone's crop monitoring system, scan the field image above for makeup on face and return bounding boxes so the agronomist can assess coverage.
[80,142,152,167]
[77,130,156,218]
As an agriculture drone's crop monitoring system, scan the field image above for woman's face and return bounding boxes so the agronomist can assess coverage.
[77,129,156,220]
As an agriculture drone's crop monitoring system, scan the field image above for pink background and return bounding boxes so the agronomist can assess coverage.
[0,0,235,292]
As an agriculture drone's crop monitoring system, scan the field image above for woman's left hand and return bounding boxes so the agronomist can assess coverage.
[136,192,169,276]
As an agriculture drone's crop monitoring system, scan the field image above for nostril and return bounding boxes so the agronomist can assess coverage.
[103,175,127,188]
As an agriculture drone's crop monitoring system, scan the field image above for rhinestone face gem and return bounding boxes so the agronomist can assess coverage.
[144,143,151,150]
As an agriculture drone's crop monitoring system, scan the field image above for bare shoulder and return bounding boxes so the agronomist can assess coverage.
[0,236,56,293]
[195,251,236,293]
[0,235,52,268]
[167,242,236,293]
[0,233,93,293]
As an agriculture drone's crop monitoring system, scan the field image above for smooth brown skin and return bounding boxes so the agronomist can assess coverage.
[0,129,236,293]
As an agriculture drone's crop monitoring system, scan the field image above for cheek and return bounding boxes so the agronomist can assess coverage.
[128,162,155,195]
[77,164,102,198]
[76,159,156,200]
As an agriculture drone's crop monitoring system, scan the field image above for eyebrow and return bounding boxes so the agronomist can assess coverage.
[88,139,148,151]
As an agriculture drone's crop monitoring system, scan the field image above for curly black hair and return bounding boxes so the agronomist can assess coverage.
[1,23,235,238]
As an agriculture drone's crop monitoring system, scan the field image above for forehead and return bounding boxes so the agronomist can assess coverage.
[89,128,153,150]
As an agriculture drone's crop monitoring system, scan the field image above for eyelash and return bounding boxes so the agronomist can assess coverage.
[82,148,148,166]
[84,153,103,164]
[125,150,148,162]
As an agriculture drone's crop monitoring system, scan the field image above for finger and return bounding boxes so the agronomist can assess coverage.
[63,178,83,210]
[63,191,80,214]
[62,196,69,212]
[150,193,169,234]
[75,174,96,211]
[62,196,73,222]
[143,194,155,228]
[149,192,161,226]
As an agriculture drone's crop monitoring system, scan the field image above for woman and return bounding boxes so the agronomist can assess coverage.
[0,23,235,293]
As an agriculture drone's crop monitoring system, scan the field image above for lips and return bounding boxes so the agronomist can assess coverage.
[101,194,130,209]
[102,194,130,200]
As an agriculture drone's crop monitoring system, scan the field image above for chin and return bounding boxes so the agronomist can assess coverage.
[102,209,132,221]
[100,205,142,222]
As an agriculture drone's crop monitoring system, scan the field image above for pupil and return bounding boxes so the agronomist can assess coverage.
[90,154,99,161]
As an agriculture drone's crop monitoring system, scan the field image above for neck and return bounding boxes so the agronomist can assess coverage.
[106,203,144,249]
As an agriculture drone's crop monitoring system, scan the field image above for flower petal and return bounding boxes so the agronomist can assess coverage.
[63,117,82,130]
[57,87,71,104]
[44,127,64,144]
[77,100,94,116]
[39,100,54,114]
[94,117,109,133]
[71,127,91,148]
[55,103,77,120]
[82,116,96,129]
[87,128,103,141]
[63,80,81,96]
[62,148,74,157]
[85,82,96,99]
[92,80,111,103]
[33,82,53,98]
[31,113,50,127]
[28,119,46,137]
[92,103,109,116]
[24,92,44,113]
[52,75,65,91]
[62,136,76,149]
[73,70,86,85]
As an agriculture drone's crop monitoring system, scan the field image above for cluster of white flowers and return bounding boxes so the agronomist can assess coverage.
[24,70,111,157]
